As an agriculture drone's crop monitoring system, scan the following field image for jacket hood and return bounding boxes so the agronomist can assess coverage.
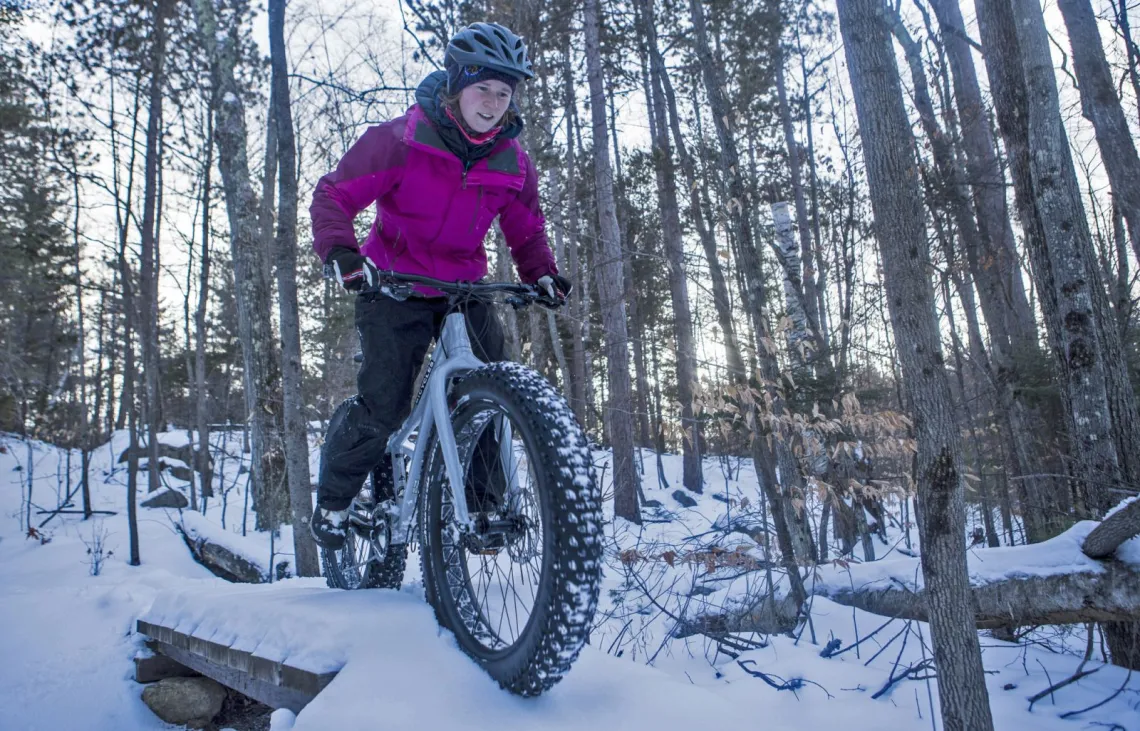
[414,70,524,163]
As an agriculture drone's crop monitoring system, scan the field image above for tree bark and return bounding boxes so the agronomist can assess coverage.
[269,0,319,577]
[1005,0,1140,516]
[890,9,1052,541]
[1058,0,1140,261]
[638,0,703,493]
[928,0,1036,346]
[195,98,214,504]
[836,2,994,728]
[583,0,639,523]
[193,0,287,532]
[139,0,170,497]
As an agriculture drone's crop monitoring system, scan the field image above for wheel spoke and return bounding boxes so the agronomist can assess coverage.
[432,402,549,654]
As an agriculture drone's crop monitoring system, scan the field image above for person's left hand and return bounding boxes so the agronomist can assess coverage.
[537,273,572,301]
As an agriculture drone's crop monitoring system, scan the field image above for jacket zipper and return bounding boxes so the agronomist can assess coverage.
[469,185,483,234]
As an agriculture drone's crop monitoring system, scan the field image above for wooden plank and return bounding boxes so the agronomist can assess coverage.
[280,664,338,697]
[148,639,315,714]
[134,651,200,683]
[135,621,341,713]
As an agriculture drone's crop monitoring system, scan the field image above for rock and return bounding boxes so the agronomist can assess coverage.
[119,442,213,474]
[141,676,227,729]
[641,499,663,508]
[711,492,730,504]
[195,539,266,584]
[671,489,698,508]
[141,488,189,510]
[168,463,195,483]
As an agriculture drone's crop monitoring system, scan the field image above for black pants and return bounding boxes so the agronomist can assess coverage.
[317,294,506,510]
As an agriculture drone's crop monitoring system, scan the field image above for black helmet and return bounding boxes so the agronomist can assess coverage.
[445,22,534,81]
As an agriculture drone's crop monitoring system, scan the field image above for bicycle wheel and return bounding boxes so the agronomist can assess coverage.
[419,362,602,696]
[322,476,408,591]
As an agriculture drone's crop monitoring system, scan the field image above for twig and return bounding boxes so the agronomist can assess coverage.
[1028,624,1099,710]
[1059,667,1133,719]
[828,614,902,659]
[1028,666,1101,710]
[872,658,935,700]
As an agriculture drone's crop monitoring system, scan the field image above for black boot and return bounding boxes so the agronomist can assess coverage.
[310,505,349,550]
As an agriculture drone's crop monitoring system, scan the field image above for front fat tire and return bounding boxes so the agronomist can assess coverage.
[420,362,603,696]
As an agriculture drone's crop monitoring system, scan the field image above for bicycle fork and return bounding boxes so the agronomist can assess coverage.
[388,313,520,544]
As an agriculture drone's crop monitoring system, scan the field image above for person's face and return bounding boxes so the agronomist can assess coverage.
[458,78,513,133]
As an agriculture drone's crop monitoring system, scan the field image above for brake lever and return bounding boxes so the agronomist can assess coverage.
[380,283,414,301]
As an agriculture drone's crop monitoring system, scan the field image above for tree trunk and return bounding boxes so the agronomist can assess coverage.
[69,161,92,519]
[1058,0,1140,261]
[269,0,319,577]
[651,16,744,383]
[193,0,287,533]
[638,0,702,493]
[836,2,994,729]
[120,230,141,566]
[770,202,817,372]
[1003,0,1140,517]
[890,10,1052,541]
[140,0,170,496]
[928,0,1036,345]
[774,58,827,364]
[195,100,214,503]
[563,59,588,426]
[688,0,815,563]
[583,0,639,523]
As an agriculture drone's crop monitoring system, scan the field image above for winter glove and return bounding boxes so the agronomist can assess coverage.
[326,246,378,292]
[537,273,572,301]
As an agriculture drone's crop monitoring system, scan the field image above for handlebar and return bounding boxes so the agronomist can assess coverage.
[362,270,564,310]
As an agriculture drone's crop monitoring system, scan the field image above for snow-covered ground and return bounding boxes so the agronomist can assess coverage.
[0,430,1136,730]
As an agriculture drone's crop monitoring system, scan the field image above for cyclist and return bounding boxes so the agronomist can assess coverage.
[308,22,572,550]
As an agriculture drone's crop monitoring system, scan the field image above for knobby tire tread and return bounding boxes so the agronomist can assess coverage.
[420,362,602,696]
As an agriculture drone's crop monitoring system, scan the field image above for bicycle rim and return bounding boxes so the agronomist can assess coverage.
[436,402,549,657]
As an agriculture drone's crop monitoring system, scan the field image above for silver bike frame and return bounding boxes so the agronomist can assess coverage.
[385,312,519,545]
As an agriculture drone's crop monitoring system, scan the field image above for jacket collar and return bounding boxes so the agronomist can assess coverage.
[403,105,524,185]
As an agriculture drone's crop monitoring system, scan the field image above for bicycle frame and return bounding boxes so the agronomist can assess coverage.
[384,311,519,545]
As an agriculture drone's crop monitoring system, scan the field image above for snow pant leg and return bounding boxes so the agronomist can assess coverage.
[316,296,437,510]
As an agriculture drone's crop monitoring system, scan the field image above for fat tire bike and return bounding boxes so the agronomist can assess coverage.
[318,271,603,696]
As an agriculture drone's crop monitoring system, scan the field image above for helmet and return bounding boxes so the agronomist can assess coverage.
[445,22,534,81]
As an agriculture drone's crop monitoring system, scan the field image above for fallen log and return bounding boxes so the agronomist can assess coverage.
[681,520,1140,636]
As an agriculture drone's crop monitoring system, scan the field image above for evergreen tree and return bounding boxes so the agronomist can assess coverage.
[0,9,79,437]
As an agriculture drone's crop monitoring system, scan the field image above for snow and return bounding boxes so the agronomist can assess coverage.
[812,521,1108,597]
[1,432,1137,730]
[142,578,754,730]
[1119,535,1140,568]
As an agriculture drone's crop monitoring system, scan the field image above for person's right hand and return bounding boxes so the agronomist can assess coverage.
[326,246,378,292]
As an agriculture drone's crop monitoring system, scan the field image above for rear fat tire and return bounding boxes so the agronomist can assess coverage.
[321,526,408,590]
[318,398,408,590]
[419,362,602,696]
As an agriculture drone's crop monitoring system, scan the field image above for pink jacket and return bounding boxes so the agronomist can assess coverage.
[310,105,557,285]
